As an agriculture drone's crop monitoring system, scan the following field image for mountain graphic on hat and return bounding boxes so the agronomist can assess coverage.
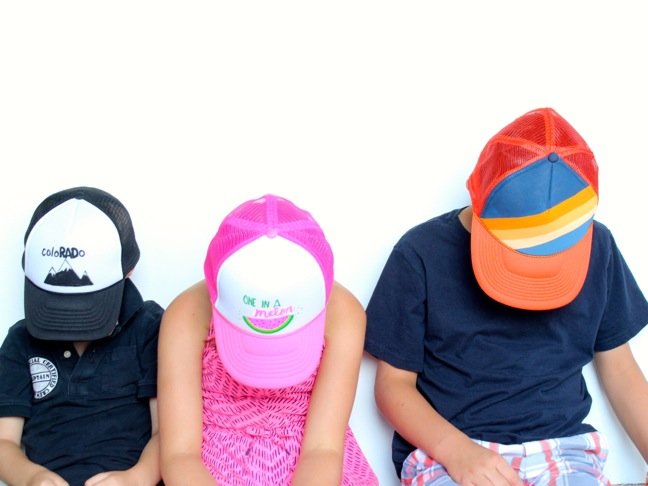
[44,259,94,287]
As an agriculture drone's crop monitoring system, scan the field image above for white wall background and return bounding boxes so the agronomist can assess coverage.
[1,2,647,484]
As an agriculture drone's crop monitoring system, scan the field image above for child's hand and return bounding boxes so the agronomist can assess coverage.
[27,469,69,486]
[443,440,522,486]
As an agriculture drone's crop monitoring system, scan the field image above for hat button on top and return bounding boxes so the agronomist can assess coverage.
[266,227,278,238]
[548,152,559,163]
[63,350,72,358]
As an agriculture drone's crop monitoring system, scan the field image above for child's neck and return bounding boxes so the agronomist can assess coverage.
[459,206,473,232]
[73,341,90,356]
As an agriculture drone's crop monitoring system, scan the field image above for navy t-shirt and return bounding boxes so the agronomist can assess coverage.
[365,208,648,477]
[0,279,163,486]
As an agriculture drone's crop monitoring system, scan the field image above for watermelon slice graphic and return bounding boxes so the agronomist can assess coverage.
[243,314,294,334]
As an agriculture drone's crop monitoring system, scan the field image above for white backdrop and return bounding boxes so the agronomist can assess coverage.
[1,2,647,484]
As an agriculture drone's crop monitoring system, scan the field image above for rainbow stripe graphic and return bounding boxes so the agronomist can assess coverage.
[480,155,598,256]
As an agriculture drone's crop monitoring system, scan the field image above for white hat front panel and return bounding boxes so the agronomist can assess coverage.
[215,236,326,336]
[24,199,123,294]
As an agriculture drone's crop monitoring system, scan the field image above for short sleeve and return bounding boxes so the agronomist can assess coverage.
[136,301,163,399]
[595,234,648,352]
[0,323,34,418]
[365,245,427,372]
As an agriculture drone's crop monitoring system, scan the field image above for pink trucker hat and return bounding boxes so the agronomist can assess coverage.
[204,194,334,389]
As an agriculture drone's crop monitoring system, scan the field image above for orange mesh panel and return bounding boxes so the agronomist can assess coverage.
[504,110,552,146]
[468,108,598,215]
[470,141,543,214]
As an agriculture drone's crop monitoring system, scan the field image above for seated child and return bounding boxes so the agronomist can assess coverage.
[0,186,163,486]
[158,194,378,485]
[365,108,648,485]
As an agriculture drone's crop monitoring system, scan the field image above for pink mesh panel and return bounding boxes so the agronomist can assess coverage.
[204,195,334,304]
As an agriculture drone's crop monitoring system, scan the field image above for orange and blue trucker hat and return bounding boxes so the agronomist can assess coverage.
[467,108,598,310]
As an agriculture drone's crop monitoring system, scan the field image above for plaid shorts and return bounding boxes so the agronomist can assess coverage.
[401,432,609,486]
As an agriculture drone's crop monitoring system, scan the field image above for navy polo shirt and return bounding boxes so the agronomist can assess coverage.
[0,279,163,486]
[365,208,648,477]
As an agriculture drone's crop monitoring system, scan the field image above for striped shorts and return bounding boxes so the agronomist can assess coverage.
[401,432,609,486]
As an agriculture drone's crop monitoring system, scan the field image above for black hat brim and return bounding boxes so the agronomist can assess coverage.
[24,277,124,341]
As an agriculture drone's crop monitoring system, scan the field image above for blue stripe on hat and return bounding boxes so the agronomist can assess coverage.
[517,217,593,256]
[481,156,589,219]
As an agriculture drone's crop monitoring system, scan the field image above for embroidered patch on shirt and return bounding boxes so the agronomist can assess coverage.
[29,357,59,399]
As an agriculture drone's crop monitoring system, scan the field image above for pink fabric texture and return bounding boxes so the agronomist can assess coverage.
[200,333,378,485]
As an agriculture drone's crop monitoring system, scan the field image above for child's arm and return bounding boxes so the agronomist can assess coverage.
[84,398,161,486]
[291,282,366,486]
[595,342,648,461]
[375,361,523,486]
[157,281,215,486]
[0,416,69,486]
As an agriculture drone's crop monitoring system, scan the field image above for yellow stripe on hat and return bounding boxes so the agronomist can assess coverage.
[483,186,597,231]
[487,189,597,240]
[498,207,596,249]
[482,186,597,249]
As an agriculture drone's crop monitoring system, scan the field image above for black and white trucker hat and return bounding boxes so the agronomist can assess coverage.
[22,186,140,340]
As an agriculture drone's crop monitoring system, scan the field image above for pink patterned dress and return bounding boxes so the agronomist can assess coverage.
[200,332,378,485]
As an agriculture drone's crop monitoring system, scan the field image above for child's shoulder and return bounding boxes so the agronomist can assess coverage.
[325,281,365,339]
[168,280,210,311]
[329,282,364,319]
[593,219,612,237]
[591,219,618,255]
[396,208,465,249]
[137,295,164,318]
[123,280,164,333]
[162,280,211,332]
[2,319,31,345]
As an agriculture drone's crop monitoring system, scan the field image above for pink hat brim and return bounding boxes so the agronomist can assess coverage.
[213,307,326,389]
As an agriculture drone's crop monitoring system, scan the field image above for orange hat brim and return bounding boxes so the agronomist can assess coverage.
[470,215,593,310]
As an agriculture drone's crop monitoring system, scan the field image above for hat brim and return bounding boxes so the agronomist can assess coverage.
[470,215,592,310]
[214,307,326,389]
[24,277,124,341]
